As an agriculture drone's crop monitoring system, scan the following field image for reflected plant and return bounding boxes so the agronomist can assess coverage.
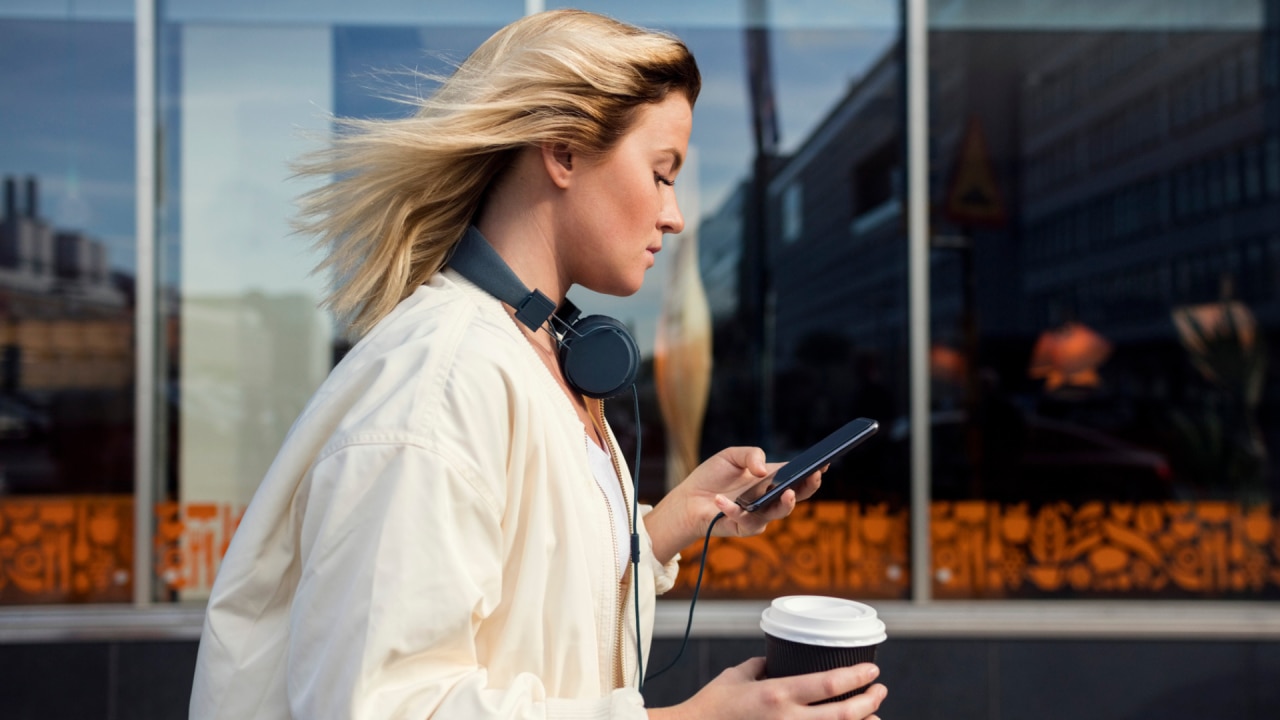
[1169,292,1268,504]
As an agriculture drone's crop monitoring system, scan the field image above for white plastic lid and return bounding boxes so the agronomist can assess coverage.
[760,595,887,647]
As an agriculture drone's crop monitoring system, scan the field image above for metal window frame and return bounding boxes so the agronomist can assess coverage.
[906,0,932,607]
[133,0,157,610]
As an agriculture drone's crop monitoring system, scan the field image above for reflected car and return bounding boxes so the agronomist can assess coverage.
[888,410,1173,502]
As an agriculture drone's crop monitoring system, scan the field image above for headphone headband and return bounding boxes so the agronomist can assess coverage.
[449,226,561,331]
[445,226,639,399]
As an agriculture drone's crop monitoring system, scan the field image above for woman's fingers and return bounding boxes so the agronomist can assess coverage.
[791,469,824,502]
[701,658,886,720]
[748,663,885,718]
[748,487,800,525]
[711,495,765,537]
[735,656,767,679]
[786,663,882,707]
[829,683,886,719]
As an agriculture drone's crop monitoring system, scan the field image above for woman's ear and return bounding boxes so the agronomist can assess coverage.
[541,143,574,189]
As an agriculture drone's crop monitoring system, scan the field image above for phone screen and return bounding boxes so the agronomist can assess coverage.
[733,417,879,512]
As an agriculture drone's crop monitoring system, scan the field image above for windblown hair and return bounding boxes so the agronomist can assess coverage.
[294,9,701,336]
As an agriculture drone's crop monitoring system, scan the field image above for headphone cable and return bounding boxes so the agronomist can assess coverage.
[625,387,724,688]
[644,509,725,683]
[629,386,644,688]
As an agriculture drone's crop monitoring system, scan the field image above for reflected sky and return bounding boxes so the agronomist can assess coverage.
[548,0,899,29]
[326,21,894,352]
[334,24,895,210]
[0,10,893,349]
[0,0,132,21]
[0,0,1261,28]
[0,19,134,270]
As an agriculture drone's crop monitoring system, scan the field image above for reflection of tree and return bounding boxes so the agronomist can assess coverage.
[1169,287,1268,503]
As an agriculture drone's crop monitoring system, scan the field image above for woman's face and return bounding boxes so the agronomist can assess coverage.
[558,93,692,297]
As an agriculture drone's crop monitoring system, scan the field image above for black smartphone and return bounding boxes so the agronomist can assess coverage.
[734,417,879,512]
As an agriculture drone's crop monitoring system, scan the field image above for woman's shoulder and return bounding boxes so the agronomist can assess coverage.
[308,271,545,450]
[386,270,537,383]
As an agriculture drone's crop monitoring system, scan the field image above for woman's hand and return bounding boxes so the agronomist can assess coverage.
[647,658,886,720]
[644,447,825,564]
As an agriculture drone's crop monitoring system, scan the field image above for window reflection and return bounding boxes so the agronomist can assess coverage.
[0,17,135,604]
[596,17,912,600]
[928,18,1280,598]
[155,18,507,600]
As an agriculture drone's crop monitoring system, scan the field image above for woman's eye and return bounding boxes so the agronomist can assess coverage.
[654,173,675,187]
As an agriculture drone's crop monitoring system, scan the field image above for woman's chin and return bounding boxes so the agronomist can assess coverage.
[583,274,646,298]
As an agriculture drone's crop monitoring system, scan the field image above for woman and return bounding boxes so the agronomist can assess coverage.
[190,9,887,720]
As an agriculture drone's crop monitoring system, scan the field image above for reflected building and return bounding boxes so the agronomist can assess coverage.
[0,176,132,494]
[718,20,1280,502]
[0,176,127,316]
[929,23,1280,501]
[698,180,745,323]
[761,48,907,466]
[1018,32,1277,338]
[0,176,130,392]
[1010,28,1280,499]
[694,46,909,500]
[696,180,751,459]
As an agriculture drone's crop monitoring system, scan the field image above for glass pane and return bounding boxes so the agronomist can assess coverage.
[162,0,520,25]
[0,15,136,604]
[556,4,909,600]
[928,0,1280,599]
[158,3,908,603]
[155,7,519,601]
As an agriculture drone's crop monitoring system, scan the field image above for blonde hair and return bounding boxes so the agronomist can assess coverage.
[294,9,701,336]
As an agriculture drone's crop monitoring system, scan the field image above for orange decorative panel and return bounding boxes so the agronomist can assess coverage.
[3,496,1280,604]
[933,501,1280,597]
[668,501,912,599]
[154,501,246,594]
[0,495,133,604]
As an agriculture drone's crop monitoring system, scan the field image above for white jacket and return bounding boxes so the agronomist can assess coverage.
[190,270,680,720]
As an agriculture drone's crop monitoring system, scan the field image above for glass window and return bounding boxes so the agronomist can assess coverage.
[154,4,521,601]
[148,1,910,603]
[930,0,1280,600]
[553,3,910,601]
[0,8,136,605]
[782,182,803,244]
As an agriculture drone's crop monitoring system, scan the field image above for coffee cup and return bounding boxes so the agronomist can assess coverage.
[760,595,886,703]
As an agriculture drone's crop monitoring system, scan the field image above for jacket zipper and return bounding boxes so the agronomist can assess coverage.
[594,399,631,690]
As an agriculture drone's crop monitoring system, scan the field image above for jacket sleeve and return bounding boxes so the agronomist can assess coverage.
[639,504,682,596]
[287,441,649,720]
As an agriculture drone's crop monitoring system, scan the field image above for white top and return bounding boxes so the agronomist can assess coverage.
[587,435,630,578]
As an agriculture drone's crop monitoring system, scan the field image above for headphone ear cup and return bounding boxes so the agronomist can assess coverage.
[558,315,640,399]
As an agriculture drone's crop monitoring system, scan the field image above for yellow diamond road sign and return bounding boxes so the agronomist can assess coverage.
[945,116,1007,227]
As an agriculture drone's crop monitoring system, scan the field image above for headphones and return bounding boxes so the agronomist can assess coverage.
[446,225,641,399]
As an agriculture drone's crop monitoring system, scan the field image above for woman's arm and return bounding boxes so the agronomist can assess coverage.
[290,443,650,720]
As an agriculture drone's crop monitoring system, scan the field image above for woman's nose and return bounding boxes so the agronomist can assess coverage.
[660,197,684,235]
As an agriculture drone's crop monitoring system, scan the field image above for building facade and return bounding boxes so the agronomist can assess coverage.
[2,1,1279,718]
